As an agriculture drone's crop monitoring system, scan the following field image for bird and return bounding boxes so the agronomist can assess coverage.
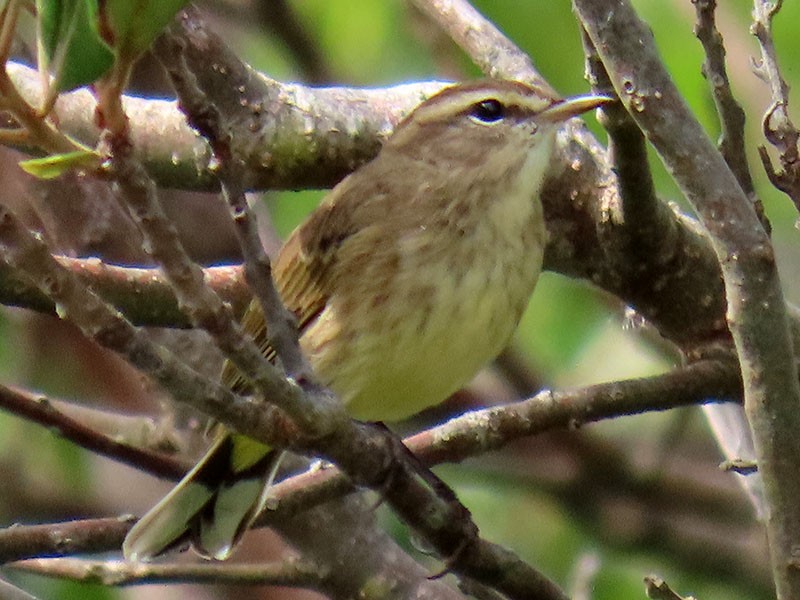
[123,79,607,561]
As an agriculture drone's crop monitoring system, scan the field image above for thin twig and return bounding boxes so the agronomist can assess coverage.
[0,65,81,154]
[8,556,325,588]
[0,577,40,600]
[0,384,188,480]
[153,29,314,383]
[751,0,800,212]
[693,0,765,230]
[0,0,21,64]
[569,553,601,600]
[644,575,697,600]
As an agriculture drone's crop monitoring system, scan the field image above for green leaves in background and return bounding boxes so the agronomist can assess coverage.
[30,0,189,178]
[36,0,113,93]
[36,0,189,93]
[102,0,189,63]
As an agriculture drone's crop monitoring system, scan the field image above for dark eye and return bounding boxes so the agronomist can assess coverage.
[469,99,505,123]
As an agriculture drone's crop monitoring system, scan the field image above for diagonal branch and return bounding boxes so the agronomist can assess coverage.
[154,28,313,383]
[101,131,329,435]
[0,206,297,451]
[578,28,683,293]
[0,384,187,480]
[408,0,552,92]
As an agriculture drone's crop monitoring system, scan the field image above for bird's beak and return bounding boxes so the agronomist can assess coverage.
[538,94,611,123]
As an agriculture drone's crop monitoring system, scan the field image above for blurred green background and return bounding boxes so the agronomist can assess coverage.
[2,0,797,598]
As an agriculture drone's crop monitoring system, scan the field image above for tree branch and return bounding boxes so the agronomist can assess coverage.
[0,206,298,450]
[0,257,247,327]
[0,518,134,563]
[0,383,188,479]
[579,28,684,297]
[408,0,552,92]
[574,2,800,597]
[0,359,740,560]
[8,557,325,588]
[752,0,800,211]
[154,28,314,383]
[2,58,446,191]
[693,0,759,209]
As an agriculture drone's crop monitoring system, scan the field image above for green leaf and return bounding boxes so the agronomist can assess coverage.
[19,150,100,179]
[102,0,189,60]
[36,0,114,92]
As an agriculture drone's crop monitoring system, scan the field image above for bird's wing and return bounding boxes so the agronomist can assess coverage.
[220,178,365,391]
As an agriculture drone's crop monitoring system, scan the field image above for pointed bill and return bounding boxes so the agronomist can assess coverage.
[539,94,611,123]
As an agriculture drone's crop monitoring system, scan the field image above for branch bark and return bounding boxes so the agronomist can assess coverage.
[574,2,800,597]
[0,359,741,563]
[9,557,326,588]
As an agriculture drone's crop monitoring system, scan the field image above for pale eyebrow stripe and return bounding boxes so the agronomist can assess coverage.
[411,88,551,126]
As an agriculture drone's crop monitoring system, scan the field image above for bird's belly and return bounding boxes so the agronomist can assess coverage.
[301,238,543,423]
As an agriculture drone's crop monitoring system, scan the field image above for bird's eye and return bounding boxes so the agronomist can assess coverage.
[469,99,505,123]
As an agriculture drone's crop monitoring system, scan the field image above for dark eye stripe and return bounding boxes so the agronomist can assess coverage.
[469,99,505,123]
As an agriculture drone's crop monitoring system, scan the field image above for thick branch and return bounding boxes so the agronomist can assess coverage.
[575,2,800,597]
[3,60,446,191]
[408,0,552,92]
[0,257,247,327]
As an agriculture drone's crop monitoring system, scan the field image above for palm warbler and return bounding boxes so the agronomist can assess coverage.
[123,79,607,561]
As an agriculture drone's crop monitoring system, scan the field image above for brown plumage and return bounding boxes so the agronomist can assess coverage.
[123,80,607,562]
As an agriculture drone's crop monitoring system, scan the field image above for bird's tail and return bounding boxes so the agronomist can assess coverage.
[123,433,280,561]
